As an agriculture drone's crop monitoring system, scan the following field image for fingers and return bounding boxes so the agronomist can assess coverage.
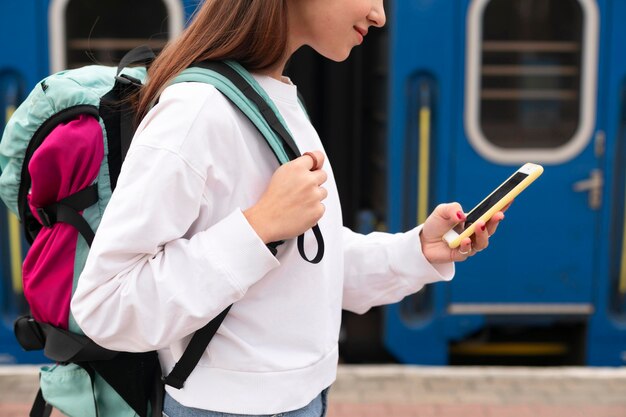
[296,151,327,185]
[312,169,328,186]
[485,211,505,237]
[252,151,329,242]
[472,221,489,252]
[288,152,328,187]
[457,237,472,257]
[458,212,504,257]
[318,186,329,201]
[301,150,326,171]
[423,201,508,263]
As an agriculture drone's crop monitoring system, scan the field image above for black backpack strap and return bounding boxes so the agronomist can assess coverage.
[14,316,118,362]
[150,367,165,417]
[29,388,52,417]
[113,75,143,164]
[75,363,100,417]
[112,46,154,168]
[298,223,325,264]
[89,351,159,417]
[116,45,156,77]
[35,184,99,246]
[162,305,232,389]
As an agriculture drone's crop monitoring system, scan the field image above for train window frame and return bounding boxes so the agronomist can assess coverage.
[464,0,599,164]
[49,0,184,73]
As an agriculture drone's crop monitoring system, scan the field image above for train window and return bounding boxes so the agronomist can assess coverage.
[465,0,599,164]
[49,0,184,72]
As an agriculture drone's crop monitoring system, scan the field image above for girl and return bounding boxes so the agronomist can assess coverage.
[71,0,505,416]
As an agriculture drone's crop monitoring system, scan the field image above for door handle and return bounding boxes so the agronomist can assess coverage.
[573,169,603,210]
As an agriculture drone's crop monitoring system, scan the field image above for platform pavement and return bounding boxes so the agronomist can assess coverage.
[1,365,625,417]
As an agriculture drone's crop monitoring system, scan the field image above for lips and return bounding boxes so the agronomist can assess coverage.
[354,26,368,37]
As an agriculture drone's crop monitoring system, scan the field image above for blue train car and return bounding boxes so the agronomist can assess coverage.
[0,0,624,366]
[383,0,626,366]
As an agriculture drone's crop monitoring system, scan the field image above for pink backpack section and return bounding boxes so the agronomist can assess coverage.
[22,114,103,330]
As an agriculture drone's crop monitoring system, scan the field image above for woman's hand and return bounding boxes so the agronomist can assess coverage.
[420,202,507,264]
[244,151,327,244]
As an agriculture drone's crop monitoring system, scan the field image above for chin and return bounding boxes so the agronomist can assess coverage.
[323,48,353,62]
[310,41,355,62]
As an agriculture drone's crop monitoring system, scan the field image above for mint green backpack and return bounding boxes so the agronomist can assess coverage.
[0,46,323,417]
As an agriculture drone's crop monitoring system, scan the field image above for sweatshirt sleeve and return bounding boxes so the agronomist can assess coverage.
[341,225,454,314]
[71,86,280,352]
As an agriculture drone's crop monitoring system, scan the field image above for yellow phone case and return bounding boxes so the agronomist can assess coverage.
[443,163,544,249]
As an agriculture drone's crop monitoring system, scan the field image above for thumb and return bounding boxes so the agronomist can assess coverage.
[423,202,465,237]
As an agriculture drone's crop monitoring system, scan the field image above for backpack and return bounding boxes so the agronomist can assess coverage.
[0,46,324,417]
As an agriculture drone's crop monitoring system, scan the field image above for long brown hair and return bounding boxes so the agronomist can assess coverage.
[136,0,289,122]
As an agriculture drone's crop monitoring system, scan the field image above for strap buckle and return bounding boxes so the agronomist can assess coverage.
[36,207,54,228]
[115,73,142,87]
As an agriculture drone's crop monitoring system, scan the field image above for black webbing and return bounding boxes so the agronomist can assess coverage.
[29,389,52,417]
[88,351,159,417]
[118,87,138,163]
[14,317,118,362]
[116,45,156,77]
[298,224,325,264]
[37,184,99,246]
[114,46,155,164]
[150,368,165,417]
[162,305,232,389]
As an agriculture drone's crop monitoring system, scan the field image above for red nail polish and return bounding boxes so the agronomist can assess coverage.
[481,225,486,231]
[456,211,465,220]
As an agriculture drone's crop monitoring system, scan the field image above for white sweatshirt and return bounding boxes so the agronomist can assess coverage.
[71,73,454,414]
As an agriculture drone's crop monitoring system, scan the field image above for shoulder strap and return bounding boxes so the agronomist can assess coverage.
[172,62,324,263]
[172,63,294,164]
[161,305,231,389]
[195,61,302,162]
[116,45,155,77]
[115,45,156,172]
[29,389,52,417]
[162,62,325,392]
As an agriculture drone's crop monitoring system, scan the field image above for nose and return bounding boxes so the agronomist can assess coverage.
[368,0,386,28]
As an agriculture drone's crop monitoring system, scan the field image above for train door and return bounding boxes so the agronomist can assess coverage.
[0,0,197,364]
[452,0,600,336]
[588,0,626,365]
[384,0,623,365]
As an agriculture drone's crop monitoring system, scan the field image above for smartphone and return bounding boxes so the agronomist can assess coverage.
[442,162,544,249]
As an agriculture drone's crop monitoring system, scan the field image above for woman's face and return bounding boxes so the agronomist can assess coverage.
[287,0,386,61]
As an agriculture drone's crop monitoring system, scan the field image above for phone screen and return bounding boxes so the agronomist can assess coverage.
[454,171,528,232]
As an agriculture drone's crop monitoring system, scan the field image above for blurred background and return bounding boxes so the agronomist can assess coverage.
[0,0,624,368]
